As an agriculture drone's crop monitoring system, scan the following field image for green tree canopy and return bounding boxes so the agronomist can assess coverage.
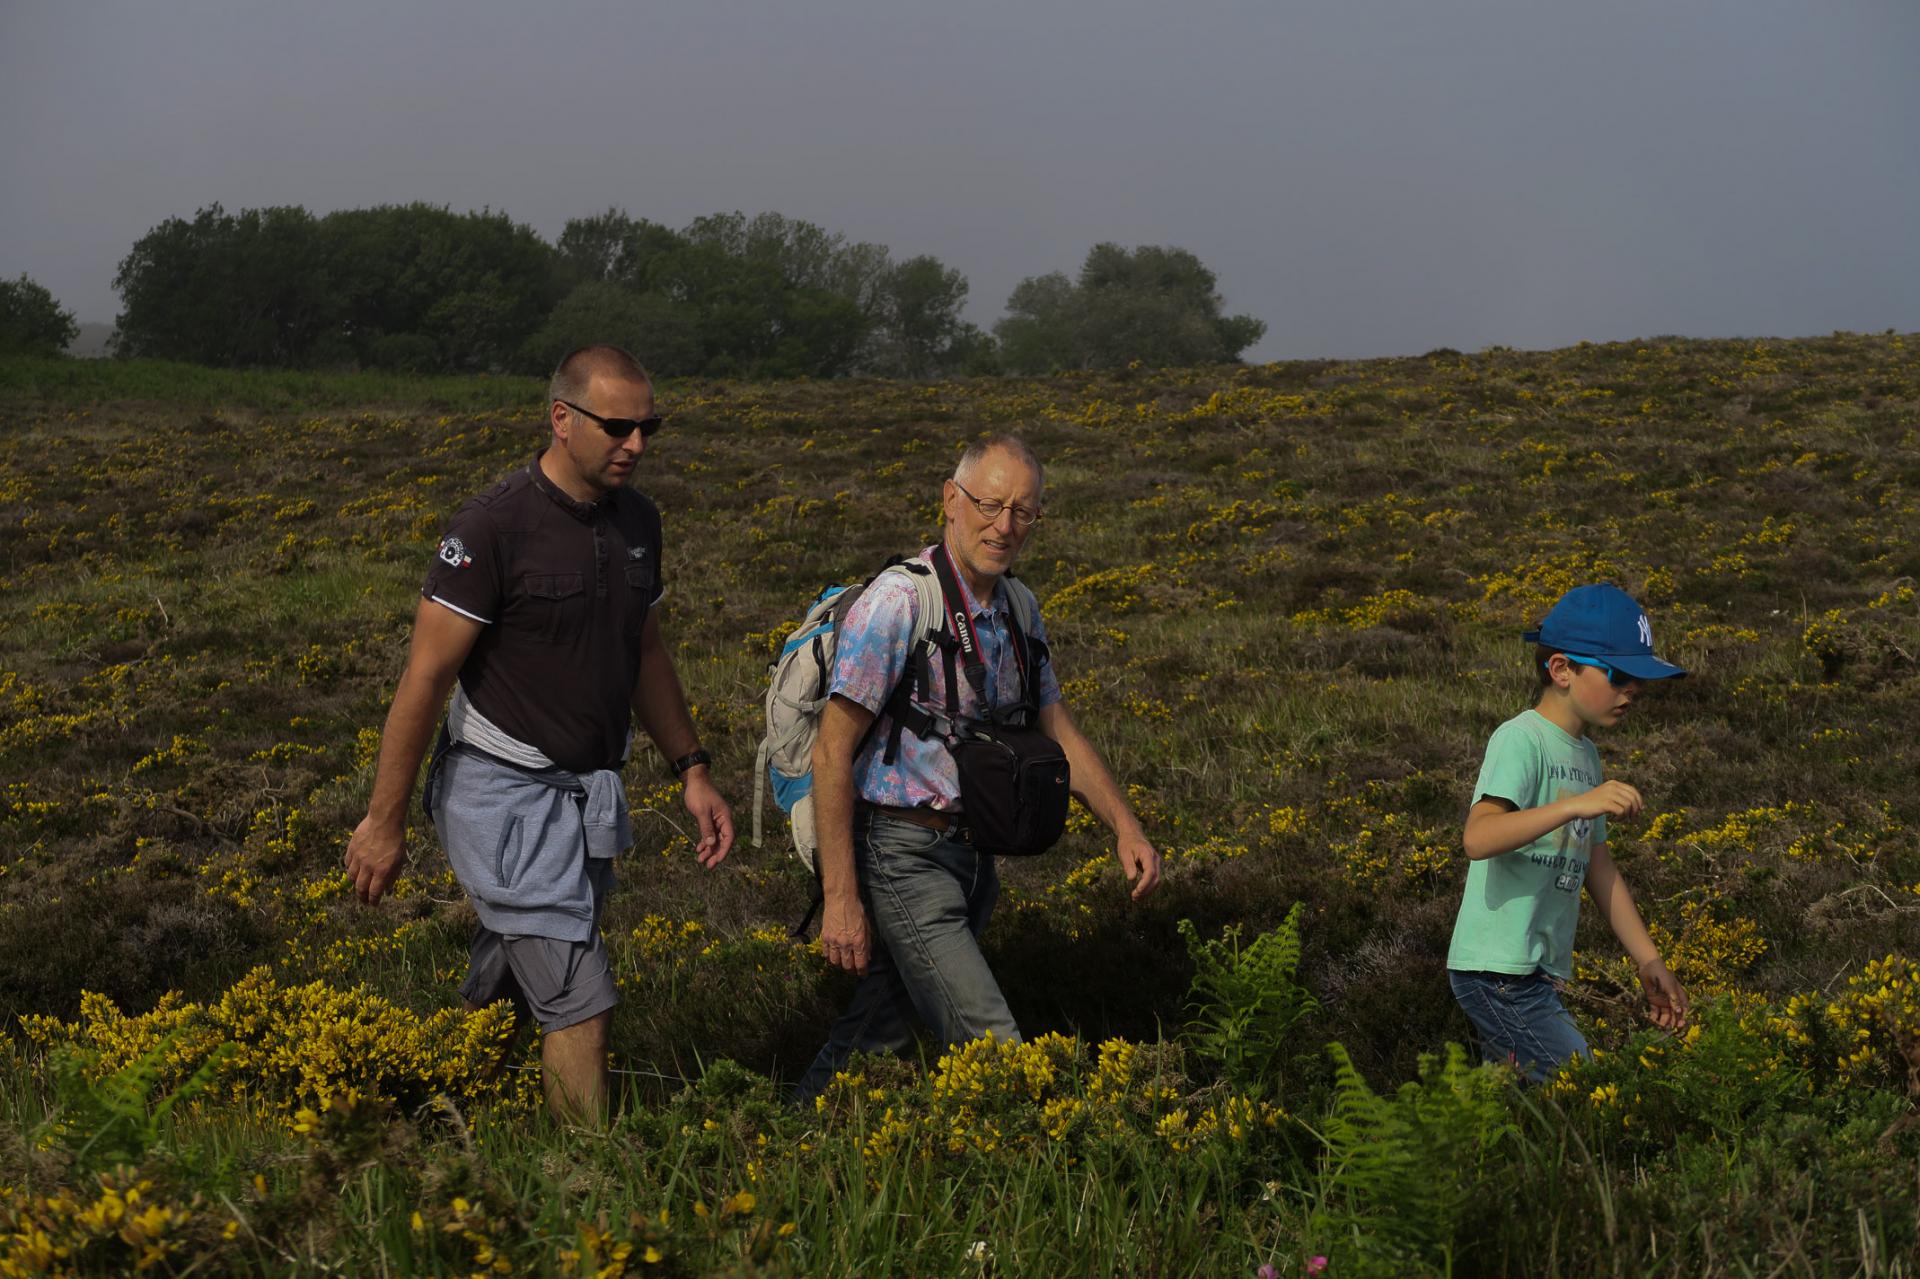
[542,208,974,379]
[112,205,332,365]
[319,205,562,372]
[867,255,988,378]
[107,201,982,378]
[113,204,563,372]
[994,271,1085,375]
[555,210,686,292]
[518,282,703,379]
[0,274,80,357]
[994,244,1266,373]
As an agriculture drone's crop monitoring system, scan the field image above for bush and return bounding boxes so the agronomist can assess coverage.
[0,274,77,357]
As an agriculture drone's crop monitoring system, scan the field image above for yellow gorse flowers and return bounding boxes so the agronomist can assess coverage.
[825,1032,1284,1166]
[0,1174,197,1277]
[20,968,535,1124]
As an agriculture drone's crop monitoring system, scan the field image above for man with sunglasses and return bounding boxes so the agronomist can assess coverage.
[346,345,733,1125]
[793,434,1161,1105]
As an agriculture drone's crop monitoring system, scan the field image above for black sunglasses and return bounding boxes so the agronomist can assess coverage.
[559,399,663,440]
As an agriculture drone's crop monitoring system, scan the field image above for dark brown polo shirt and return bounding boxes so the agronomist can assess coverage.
[421,454,664,773]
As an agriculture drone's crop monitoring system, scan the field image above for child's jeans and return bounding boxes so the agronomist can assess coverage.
[1448,969,1589,1084]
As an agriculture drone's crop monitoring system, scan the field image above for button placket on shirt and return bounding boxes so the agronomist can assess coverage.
[592,513,609,602]
[968,603,1017,715]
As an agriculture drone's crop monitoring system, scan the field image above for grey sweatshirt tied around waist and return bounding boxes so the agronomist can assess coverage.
[429,693,634,942]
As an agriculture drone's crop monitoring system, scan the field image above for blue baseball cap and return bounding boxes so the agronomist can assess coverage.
[1523,584,1687,681]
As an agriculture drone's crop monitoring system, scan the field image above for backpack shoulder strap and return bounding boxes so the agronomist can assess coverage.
[1001,573,1041,638]
[873,559,946,651]
[911,565,947,670]
[996,573,1049,716]
[869,558,958,761]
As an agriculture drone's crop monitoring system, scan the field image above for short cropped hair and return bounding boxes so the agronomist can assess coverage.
[954,434,1044,494]
[1534,645,1560,688]
[549,345,651,406]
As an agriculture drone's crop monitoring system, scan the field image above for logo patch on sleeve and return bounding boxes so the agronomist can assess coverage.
[437,536,473,569]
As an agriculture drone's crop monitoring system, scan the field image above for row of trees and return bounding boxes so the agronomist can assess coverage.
[34,203,1267,376]
[110,205,571,373]
[536,210,990,378]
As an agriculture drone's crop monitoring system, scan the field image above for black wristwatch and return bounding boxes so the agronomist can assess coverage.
[670,748,713,779]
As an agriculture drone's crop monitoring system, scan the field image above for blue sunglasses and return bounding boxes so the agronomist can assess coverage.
[1562,654,1639,688]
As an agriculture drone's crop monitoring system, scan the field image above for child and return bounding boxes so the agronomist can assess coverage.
[1447,583,1690,1082]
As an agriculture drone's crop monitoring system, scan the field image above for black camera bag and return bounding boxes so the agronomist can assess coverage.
[926,545,1071,856]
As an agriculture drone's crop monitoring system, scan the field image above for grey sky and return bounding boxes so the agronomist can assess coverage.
[3,0,1916,360]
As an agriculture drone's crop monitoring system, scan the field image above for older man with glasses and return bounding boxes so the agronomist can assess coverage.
[793,433,1160,1105]
[345,344,733,1126]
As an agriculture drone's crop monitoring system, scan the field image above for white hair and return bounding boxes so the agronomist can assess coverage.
[953,434,1044,492]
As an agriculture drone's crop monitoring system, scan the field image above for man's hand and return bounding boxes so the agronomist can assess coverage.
[345,598,478,907]
[1565,780,1644,822]
[1639,957,1689,1031]
[1035,701,1159,897]
[681,773,734,869]
[344,815,408,905]
[820,895,871,977]
[1117,828,1161,900]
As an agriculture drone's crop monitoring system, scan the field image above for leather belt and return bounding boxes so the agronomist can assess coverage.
[860,802,966,835]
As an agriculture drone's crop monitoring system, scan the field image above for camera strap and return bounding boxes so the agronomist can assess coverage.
[930,542,1036,727]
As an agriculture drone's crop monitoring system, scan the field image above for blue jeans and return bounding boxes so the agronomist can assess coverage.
[1449,969,1589,1084]
[793,813,1020,1105]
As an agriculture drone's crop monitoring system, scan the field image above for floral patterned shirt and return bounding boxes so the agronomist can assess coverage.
[832,546,1062,810]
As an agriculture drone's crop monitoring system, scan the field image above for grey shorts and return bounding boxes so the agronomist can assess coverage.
[458,861,618,1032]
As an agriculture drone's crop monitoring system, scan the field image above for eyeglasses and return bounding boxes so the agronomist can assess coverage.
[1563,655,1639,688]
[559,399,663,440]
[952,479,1043,529]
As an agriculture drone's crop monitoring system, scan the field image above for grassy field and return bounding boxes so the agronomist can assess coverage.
[2,337,1919,1275]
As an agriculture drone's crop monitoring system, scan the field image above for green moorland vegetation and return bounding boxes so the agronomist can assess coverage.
[2,335,1919,1276]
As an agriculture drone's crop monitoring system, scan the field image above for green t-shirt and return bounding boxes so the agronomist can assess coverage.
[1446,709,1608,980]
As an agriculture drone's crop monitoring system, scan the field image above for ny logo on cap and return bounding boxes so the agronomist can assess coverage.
[1636,612,1653,647]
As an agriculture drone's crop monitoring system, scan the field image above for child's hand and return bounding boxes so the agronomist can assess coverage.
[1638,958,1689,1031]
[1565,780,1644,821]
